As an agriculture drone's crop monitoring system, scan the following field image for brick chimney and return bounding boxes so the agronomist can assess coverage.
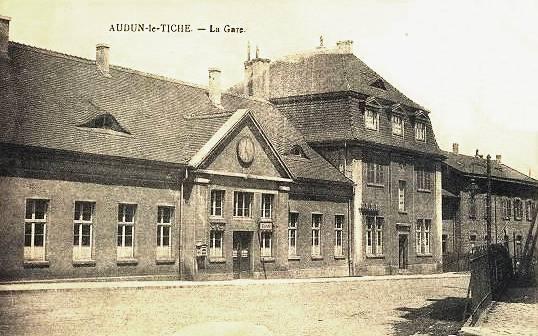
[0,15,11,60]
[96,43,111,77]
[244,45,270,99]
[336,40,353,54]
[208,67,222,107]
[452,143,459,154]
[496,155,502,164]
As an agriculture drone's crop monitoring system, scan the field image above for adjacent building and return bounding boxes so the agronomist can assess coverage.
[442,144,538,263]
[0,16,353,281]
[230,40,445,275]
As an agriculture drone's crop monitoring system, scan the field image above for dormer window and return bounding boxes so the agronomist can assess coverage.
[392,114,403,136]
[415,121,426,141]
[289,145,308,159]
[365,109,379,130]
[78,113,130,134]
[371,79,387,90]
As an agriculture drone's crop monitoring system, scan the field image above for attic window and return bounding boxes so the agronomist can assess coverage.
[371,79,386,90]
[79,114,130,134]
[289,145,308,159]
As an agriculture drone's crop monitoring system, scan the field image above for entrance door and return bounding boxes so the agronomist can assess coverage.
[398,234,408,269]
[233,231,252,279]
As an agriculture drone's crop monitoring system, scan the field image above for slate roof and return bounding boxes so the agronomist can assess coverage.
[0,42,351,185]
[267,50,424,109]
[227,46,443,157]
[443,151,538,186]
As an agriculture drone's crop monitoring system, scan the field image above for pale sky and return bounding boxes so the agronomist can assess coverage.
[2,0,537,177]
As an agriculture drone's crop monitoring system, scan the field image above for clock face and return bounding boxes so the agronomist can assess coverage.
[237,136,255,165]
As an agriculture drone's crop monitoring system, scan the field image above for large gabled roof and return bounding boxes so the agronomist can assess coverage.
[0,42,351,185]
[443,151,538,186]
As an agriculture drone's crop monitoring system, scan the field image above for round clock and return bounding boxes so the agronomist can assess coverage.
[237,136,255,165]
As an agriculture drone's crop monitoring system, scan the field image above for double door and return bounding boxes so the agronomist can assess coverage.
[232,231,252,278]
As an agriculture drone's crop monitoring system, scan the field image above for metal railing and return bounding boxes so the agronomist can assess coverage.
[464,243,512,325]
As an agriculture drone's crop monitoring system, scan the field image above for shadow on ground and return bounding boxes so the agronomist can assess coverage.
[391,297,468,336]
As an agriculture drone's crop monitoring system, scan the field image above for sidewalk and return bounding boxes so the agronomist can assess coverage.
[0,271,469,292]
[460,286,538,336]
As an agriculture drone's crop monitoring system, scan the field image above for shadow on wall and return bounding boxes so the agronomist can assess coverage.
[391,297,468,336]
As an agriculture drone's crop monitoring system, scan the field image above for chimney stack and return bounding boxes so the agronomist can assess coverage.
[496,155,502,164]
[452,143,459,154]
[208,68,222,107]
[0,15,11,60]
[244,45,270,99]
[96,43,111,77]
[336,40,353,54]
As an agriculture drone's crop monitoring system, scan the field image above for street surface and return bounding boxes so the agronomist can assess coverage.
[0,274,469,336]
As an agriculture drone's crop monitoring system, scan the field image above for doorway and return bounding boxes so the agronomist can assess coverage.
[233,231,252,279]
[398,234,408,269]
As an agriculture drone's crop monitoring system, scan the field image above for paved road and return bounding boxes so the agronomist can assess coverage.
[0,274,470,336]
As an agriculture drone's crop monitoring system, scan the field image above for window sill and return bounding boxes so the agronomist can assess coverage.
[73,260,96,267]
[334,255,346,260]
[398,211,408,215]
[417,189,432,193]
[261,257,275,263]
[288,255,301,261]
[417,253,433,258]
[156,258,175,265]
[232,217,254,221]
[366,254,385,259]
[23,260,49,268]
[259,218,273,223]
[209,257,226,263]
[116,259,138,266]
[367,183,385,188]
[311,255,324,261]
[209,216,226,223]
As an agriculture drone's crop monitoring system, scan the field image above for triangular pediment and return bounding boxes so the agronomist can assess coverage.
[189,109,293,181]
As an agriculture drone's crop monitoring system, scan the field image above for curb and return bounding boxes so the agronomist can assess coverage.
[0,272,470,293]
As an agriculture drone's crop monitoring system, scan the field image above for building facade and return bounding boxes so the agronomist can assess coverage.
[231,40,445,275]
[442,144,538,263]
[0,16,353,281]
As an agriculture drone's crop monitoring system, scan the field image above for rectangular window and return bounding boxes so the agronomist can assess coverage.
[468,196,477,219]
[261,194,274,219]
[334,215,344,256]
[117,204,136,259]
[311,214,322,256]
[442,234,448,254]
[424,219,431,254]
[210,190,225,217]
[398,180,406,212]
[156,206,173,260]
[365,109,379,130]
[514,199,523,220]
[416,219,423,254]
[260,231,272,257]
[415,121,426,141]
[527,200,536,221]
[416,219,432,254]
[502,199,512,219]
[367,162,384,185]
[209,230,223,257]
[288,212,298,256]
[392,114,403,135]
[416,167,432,191]
[366,216,383,255]
[24,199,48,261]
[73,201,94,261]
[233,192,253,217]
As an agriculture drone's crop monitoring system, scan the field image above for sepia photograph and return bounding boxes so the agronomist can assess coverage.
[0,1,537,335]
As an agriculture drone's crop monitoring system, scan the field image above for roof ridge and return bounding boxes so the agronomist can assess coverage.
[9,41,209,91]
